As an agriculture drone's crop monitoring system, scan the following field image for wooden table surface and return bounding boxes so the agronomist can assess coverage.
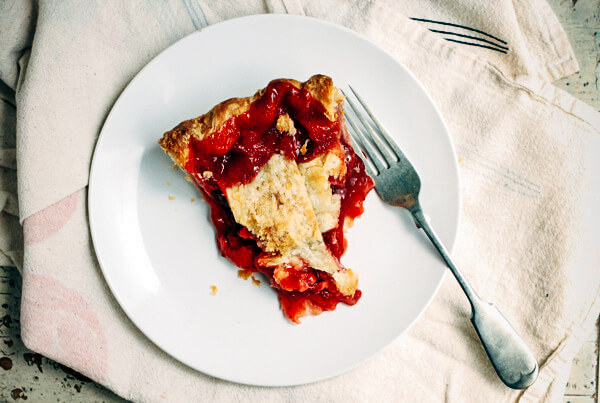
[0,2,598,401]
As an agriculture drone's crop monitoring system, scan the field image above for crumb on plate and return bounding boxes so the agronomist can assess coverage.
[210,285,218,295]
[237,269,253,280]
[251,275,261,287]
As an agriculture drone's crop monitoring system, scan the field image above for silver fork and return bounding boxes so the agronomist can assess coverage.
[342,86,539,390]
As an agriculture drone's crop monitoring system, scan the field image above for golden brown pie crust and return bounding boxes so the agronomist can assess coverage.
[158,75,343,168]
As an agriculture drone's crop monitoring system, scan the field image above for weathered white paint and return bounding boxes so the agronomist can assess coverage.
[547,0,600,400]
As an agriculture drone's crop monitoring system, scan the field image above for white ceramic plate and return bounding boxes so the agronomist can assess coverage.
[89,14,460,386]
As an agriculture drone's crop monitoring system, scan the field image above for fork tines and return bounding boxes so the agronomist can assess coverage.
[342,86,406,177]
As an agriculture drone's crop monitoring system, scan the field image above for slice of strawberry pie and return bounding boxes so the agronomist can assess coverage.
[159,75,374,323]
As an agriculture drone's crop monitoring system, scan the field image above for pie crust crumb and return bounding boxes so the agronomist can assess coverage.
[237,269,253,280]
[251,275,261,287]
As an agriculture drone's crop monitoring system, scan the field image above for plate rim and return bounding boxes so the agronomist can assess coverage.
[88,13,461,386]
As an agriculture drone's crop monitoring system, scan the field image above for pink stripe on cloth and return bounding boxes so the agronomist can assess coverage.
[20,189,109,383]
[20,273,108,383]
[23,191,79,244]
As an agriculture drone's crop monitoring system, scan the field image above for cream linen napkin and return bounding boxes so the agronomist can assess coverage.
[2,0,599,401]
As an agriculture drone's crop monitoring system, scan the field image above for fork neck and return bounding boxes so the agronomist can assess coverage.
[409,203,481,309]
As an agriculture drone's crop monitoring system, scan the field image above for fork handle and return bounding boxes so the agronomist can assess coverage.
[409,203,539,389]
